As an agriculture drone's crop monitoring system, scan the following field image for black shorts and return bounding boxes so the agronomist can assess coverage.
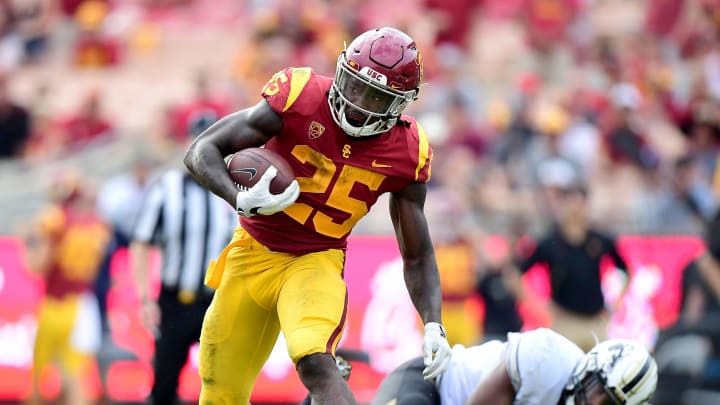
[370,357,441,405]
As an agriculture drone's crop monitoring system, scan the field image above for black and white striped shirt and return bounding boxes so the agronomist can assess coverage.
[133,169,237,295]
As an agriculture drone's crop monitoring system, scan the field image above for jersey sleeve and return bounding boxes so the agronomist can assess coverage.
[261,67,315,115]
[506,328,585,405]
[410,120,433,183]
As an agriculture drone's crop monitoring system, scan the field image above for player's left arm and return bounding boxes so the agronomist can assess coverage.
[390,181,441,324]
[390,182,451,380]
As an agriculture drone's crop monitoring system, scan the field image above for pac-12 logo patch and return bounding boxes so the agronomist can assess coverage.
[308,121,325,139]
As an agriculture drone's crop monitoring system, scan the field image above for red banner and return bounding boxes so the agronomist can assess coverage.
[0,235,704,403]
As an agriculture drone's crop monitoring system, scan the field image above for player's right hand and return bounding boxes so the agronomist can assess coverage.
[422,322,452,380]
[235,166,300,217]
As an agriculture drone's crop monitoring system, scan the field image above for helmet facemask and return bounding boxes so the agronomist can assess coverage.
[329,52,418,137]
[564,371,623,405]
[562,340,657,405]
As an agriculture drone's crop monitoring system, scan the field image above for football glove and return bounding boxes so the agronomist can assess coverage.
[422,322,452,380]
[235,165,300,217]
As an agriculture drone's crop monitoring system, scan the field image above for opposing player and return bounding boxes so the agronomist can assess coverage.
[183,27,451,405]
[371,328,657,405]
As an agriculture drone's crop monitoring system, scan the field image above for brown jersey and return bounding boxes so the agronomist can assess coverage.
[240,67,433,254]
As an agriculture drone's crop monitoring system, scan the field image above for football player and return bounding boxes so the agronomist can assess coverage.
[24,170,111,405]
[371,328,657,405]
[184,27,451,405]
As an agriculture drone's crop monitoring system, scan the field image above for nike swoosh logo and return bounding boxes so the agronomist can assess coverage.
[231,167,258,180]
[371,160,392,168]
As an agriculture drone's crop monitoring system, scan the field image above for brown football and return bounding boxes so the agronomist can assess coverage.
[227,148,295,194]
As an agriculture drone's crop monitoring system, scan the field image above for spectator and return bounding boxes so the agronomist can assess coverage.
[518,0,586,79]
[475,234,523,343]
[441,95,487,158]
[0,0,22,70]
[556,96,603,177]
[230,28,297,105]
[685,109,720,183]
[72,0,122,68]
[526,103,584,195]
[58,0,90,17]
[0,70,30,159]
[23,168,111,405]
[514,181,631,352]
[534,156,583,220]
[601,83,660,172]
[652,155,717,232]
[422,0,482,49]
[23,80,54,159]
[56,89,114,153]
[476,262,523,343]
[131,167,236,405]
[645,0,686,40]
[168,69,232,143]
[12,0,57,64]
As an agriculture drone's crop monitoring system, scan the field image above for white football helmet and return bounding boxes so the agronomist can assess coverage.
[562,339,657,405]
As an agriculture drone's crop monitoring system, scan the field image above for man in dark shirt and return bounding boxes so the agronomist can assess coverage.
[0,72,30,159]
[516,184,629,351]
[476,262,524,342]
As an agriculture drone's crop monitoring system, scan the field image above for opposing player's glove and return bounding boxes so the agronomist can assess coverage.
[422,322,452,380]
[235,166,300,217]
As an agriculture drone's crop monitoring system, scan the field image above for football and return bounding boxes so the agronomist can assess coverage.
[227,147,295,194]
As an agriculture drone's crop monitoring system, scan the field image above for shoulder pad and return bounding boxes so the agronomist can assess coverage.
[261,67,315,113]
[410,119,433,183]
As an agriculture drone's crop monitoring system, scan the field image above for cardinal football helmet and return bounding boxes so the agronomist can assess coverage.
[563,339,657,405]
[329,27,423,137]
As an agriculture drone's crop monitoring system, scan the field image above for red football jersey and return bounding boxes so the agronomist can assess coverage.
[38,205,111,299]
[240,67,433,254]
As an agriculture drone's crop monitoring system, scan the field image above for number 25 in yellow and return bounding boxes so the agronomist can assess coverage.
[262,71,289,96]
[284,145,386,238]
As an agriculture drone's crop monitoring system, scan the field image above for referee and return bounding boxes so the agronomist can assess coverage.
[131,168,236,405]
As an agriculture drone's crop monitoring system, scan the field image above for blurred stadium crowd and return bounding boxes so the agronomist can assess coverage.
[1,0,719,233]
[2,0,720,404]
